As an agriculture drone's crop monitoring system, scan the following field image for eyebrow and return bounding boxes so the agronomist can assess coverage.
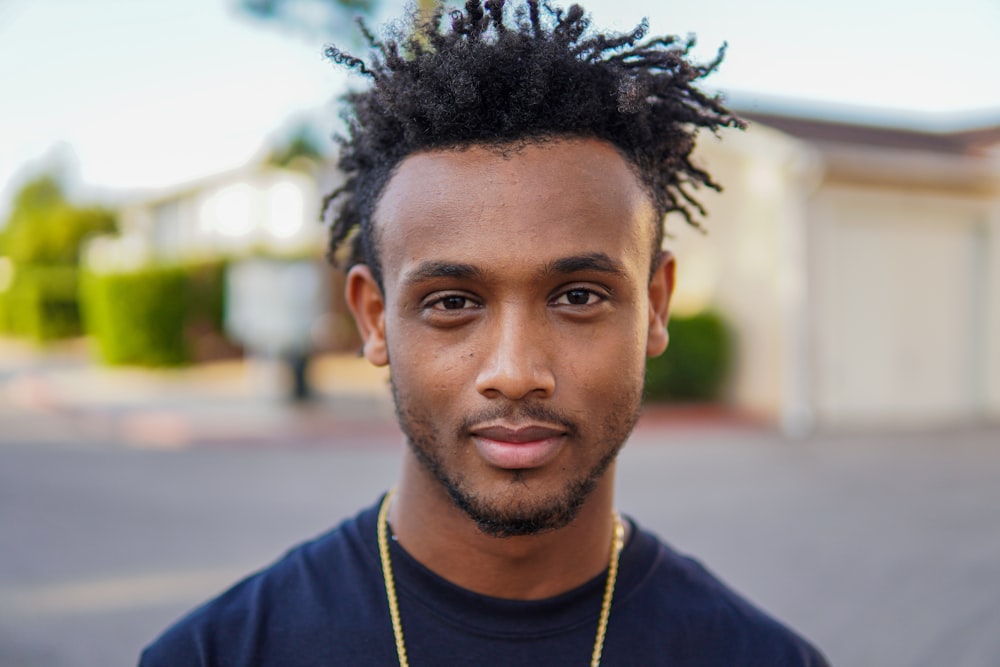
[547,253,628,278]
[401,252,627,287]
[402,261,483,286]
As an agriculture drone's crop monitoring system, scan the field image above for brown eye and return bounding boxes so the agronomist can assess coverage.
[438,296,469,310]
[556,289,599,306]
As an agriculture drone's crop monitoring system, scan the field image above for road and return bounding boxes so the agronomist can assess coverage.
[2,413,999,667]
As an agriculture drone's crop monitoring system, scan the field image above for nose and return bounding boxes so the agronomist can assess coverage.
[474,307,555,400]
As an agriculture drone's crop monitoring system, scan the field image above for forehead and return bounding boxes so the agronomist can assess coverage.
[373,138,657,287]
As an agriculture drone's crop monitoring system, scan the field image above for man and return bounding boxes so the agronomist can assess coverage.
[141,1,829,664]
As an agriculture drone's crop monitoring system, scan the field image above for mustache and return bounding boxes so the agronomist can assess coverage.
[457,402,580,439]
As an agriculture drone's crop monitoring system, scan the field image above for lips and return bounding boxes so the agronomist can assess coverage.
[471,424,567,470]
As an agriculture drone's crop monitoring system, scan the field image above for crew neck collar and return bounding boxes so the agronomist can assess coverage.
[358,495,657,639]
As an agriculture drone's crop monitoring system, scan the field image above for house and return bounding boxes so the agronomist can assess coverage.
[103,105,1000,431]
[675,102,1000,431]
[83,162,362,361]
[100,165,325,268]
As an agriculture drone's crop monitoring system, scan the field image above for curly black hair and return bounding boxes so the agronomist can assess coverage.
[323,0,744,286]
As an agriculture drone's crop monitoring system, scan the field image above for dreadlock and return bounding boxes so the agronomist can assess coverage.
[322,0,744,285]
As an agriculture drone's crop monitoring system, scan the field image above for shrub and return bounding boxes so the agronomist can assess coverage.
[644,310,732,403]
[0,267,13,334]
[81,266,190,366]
[80,262,227,366]
[185,261,227,332]
[1,175,116,265]
[0,264,81,341]
[0,173,117,343]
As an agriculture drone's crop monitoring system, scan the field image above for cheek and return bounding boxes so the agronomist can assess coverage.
[563,327,647,394]
[388,331,473,397]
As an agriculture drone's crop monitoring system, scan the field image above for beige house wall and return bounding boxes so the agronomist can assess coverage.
[985,198,1000,420]
[672,125,819,430]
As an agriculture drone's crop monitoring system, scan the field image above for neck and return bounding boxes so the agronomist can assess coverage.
[388,453,620,600]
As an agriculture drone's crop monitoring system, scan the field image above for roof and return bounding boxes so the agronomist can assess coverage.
[726,93,1000,156]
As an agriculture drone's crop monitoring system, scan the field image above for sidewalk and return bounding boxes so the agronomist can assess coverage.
[0,338,399,449]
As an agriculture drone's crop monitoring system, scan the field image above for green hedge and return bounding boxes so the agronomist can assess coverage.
[80,262,226,366]
[186,261,227,332]
[644,310,732,403]
[0,264,81,342]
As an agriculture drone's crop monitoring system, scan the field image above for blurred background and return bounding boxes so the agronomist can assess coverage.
[1,0,999,665]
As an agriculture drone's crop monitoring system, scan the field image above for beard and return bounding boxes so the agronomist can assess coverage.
[391,378,642,538]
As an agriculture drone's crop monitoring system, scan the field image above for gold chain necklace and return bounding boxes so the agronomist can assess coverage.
[377,490,625,667]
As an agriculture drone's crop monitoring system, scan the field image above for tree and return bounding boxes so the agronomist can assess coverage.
[1,174,116,266]
[265,123,326,170]
[0,172,117,340]
[237,0,440,42]
[237,0,380,42]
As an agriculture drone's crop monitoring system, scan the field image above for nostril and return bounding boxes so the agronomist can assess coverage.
[475,358,555,400]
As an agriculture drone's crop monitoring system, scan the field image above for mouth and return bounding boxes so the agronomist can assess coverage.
[470,423,568,470]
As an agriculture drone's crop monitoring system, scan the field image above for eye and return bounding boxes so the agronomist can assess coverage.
[553,288,603,306]
[438,295,470,310]
[426,294,479,311]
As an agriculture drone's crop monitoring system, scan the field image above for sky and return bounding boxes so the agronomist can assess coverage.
[2,0,999,219]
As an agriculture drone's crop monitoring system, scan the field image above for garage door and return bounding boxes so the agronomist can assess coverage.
[811,188,987,427]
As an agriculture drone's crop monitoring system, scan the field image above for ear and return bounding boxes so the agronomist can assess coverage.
[345,264,389,367]
[646,251,675,358]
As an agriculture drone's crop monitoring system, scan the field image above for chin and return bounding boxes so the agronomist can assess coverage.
[430,450,618,539]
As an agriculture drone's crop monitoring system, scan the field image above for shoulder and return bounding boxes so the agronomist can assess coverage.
[138,500,386,667]
[610,521,829,666]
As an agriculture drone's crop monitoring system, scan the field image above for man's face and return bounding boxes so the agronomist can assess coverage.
[347,138,673,537]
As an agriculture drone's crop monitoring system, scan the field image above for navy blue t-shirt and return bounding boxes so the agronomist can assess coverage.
[140,496,828,666]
